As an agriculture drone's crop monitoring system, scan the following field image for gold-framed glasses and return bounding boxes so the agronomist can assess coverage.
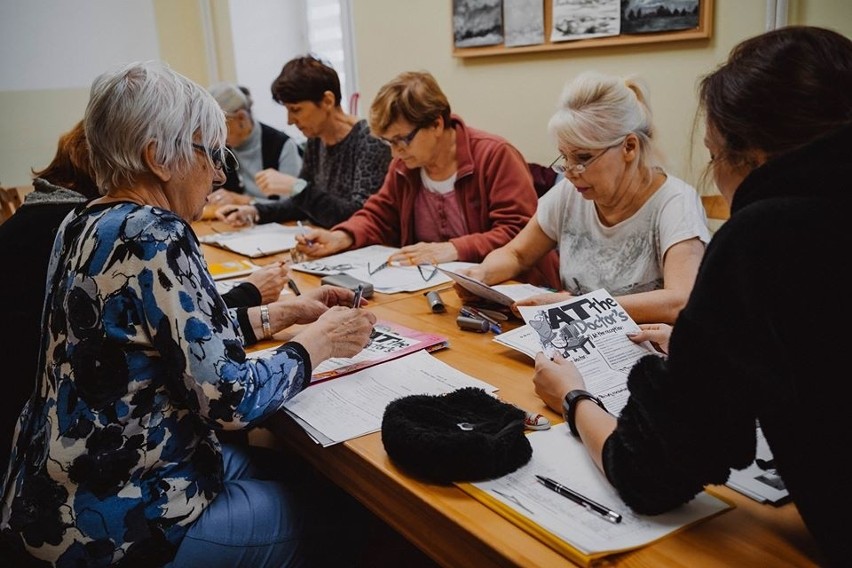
[367,261,438,282]
[549,139,623,175]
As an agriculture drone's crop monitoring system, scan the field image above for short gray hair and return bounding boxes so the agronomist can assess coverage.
[547,71,662,174]
[208,82,250,114]
[85,60,227,192]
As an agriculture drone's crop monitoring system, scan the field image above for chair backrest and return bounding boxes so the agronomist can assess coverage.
[701,194,730,235]
[0,186,23,225]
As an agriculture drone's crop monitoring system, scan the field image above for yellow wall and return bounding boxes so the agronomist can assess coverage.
[351,0,852,191]
[2,0,851,188]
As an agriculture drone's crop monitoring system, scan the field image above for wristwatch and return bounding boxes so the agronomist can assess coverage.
[562,389,606,438]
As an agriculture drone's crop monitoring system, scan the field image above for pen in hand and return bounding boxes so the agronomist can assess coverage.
[535,475,622,524]
[352,284,364,308]
[287,279,301,296]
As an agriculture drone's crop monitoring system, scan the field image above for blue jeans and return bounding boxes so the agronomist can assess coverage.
[166,443,368,567]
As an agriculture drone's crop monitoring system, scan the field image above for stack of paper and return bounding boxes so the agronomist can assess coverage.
[199,223,302,257]
[281,351,497,446]
[725,425,790,505]
[459,423,733,566]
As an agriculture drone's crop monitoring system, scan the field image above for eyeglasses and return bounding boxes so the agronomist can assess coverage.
[367,260,438,281]
[192,143,239,172]
[378,125,421,149]
[549,140,623,175]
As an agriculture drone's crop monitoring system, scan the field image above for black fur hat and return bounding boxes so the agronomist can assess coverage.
[381,387,532,484]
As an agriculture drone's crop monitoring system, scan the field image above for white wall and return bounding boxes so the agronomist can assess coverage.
[228,0,308,141]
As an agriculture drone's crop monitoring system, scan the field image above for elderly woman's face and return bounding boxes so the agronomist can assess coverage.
[167,142,227,221]
[284,101,326,138]
[556,138,627,203]
[378,119,433,169]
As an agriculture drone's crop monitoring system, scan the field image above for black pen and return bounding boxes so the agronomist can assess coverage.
[535,475,622,524]
[352,284,364,308]
[287,279,301,296]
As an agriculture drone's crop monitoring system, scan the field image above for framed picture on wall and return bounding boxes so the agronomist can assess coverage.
[452,0,713,58]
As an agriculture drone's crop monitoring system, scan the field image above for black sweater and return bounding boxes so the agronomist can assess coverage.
[602,123,852,566]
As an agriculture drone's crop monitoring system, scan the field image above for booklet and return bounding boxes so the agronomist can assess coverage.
[458,423,733,566]
[207,259,260,281]
[493,288,657,416]
[199,223,303,258]
[248,319,449,384]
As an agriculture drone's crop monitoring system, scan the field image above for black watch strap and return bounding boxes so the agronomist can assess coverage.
[562,389,607,438]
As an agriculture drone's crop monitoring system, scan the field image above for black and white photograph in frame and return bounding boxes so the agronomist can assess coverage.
[551,0,620,42]
[621,0,701,34]
[453,0,505,48]
[503,0,545,47]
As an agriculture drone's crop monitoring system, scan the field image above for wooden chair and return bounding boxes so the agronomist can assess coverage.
[701,194,730,234]
[0,186,23,224]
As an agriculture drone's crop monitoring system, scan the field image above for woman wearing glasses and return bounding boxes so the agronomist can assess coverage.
[460,71,709,324]
[0,61,376,567]
[293,70,560,288]
[215,55,391,228]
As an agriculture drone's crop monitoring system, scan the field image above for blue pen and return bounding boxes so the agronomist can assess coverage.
[460,307,501,334]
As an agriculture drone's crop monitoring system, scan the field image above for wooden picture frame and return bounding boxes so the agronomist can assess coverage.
[452,0,713,59]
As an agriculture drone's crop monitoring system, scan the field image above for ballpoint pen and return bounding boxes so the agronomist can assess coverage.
[459,307,502,334]
[352,284,364,308]
[287,279,302,296]
[535,475,622,524]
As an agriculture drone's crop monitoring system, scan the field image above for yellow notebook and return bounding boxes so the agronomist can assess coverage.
[456,424,734,566]
[207,259,259,280]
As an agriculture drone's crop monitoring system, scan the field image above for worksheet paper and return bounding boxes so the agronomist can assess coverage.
[290,244,475,293]
[199,223,302,257]
[282,350,497,446]
[462,423,732,561]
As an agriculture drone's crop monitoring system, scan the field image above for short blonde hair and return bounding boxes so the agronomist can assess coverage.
[548,71,662,175]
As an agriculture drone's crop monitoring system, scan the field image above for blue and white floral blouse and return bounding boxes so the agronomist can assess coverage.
[1,203,310,566]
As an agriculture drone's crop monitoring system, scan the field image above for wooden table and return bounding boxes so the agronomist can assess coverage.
[194,220,823,567]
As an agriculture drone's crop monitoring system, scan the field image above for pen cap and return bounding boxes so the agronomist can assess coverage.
[457,315,489,332]
[425,291,446,313]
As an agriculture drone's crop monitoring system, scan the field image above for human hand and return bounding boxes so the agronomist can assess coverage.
[303,284,363,308]
[387,242,458,266]
[452,265,488,303]
[627,323,672,355]
[293,229,352,260]
[215,205,259,227]
[208,188,252,206]
[294,306,378,362]
[255,169,297,197]
[532,352,586,413]
[244,262,290,304]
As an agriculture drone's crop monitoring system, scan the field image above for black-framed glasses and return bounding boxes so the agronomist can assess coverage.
[367,260,439,282]
[192,143,239,172]
[549,139,623,175]
[417,263,438,282]
[378,125,421,149]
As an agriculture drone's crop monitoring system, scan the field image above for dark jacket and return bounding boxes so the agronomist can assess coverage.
[602,123,852,566]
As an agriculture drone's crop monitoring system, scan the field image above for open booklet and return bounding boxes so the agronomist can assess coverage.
[458,423,733,566]
[494,288,657,416]
[248,319,448,384]
[199,223,303,258]
[290,244,473,294]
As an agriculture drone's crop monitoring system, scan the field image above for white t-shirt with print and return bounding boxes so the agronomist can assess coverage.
[536,174,710,295]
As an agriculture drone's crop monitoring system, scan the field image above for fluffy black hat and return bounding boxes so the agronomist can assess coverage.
[381,387,532,484]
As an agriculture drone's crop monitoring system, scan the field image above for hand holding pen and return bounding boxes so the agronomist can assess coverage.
[351,284,365,308]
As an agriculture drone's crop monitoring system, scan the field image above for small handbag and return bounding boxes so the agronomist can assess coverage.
[381,387,532,484]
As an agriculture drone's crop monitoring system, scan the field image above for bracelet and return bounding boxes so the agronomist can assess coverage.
[260,304,272,339]
[562,389,607,438]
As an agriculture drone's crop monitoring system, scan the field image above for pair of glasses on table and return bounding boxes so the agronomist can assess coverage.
[367,261,439,282]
